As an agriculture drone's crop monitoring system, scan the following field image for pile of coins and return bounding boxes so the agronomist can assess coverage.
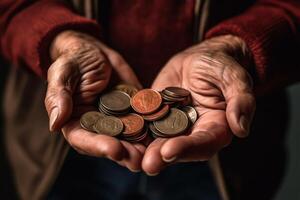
[80,84,198,142]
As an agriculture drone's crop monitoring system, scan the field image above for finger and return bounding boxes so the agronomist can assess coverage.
[62,120,125,161]
[160,110,232,162]
[102,48,142,89]
[116,141,146,172]
[222,64,256,137]
[142,138,169,176]
[45,57,80,131]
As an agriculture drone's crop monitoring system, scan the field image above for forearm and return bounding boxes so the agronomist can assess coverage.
[0,0,101,77]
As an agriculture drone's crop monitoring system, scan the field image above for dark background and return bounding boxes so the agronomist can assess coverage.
[0,62,299,199]
[274,84,300,200]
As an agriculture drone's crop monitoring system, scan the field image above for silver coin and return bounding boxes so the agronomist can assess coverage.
[100,90,131,112]
[93,116,124,136]
[80,111,106,131]
[181,106,198,124]
[154,108,189,136]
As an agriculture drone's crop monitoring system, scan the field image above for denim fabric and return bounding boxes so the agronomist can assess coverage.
[48,149,221,200]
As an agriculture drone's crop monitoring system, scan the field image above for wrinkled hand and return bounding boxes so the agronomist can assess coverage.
[45,31,145,172]
[142,35,256,175]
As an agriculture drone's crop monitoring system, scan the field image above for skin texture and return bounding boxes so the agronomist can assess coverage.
[45,31,256,174]
[142,35,256,175]
[45,31,144,172]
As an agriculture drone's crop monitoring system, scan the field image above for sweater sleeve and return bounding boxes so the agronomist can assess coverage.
[206,0,300,94]
[0,0,102,77]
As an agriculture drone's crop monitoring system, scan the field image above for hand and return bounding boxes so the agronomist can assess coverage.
[45,31,145,172]
[142,35,256,175]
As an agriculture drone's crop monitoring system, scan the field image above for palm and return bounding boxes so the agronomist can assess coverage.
[142,55,231,174]
[46,31,145,172]
[142,36,255,175]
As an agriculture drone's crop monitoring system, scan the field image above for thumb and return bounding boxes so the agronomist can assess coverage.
[222,64,256,138]
[103,49,143,89]
[151,63,181,91]
[45,57,80,132]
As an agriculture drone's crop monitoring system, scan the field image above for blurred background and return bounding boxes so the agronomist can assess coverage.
[274,84,300,200]
[0,64,299,199]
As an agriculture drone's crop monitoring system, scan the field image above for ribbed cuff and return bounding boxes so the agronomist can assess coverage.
[2,0,102,78]
[205,5,297,84]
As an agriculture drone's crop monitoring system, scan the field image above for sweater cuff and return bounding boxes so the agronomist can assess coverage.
[205,5,297,85]
[2,1,102,78]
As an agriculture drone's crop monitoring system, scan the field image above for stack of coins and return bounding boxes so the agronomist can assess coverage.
[80,111,124,136]
[98,90,131,115]
[80,84,198,143]
[120,113,148,142]
[161,87,191,105]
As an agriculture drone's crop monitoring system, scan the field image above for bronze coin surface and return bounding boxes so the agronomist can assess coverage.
[80,111,106,131]
[114,84,139,97]
[131,89,162,114]
[142,104,170,121]
[154,108,189,136]
[120,113,144,136]
[164,87,190,98]
[181,106,198,124]
[100,90,131,112]
[94,116,124,136]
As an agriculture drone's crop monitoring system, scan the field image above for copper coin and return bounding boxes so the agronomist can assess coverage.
[131,89,162,114]
[142,104,170,121]
[163,87,190,98]
[100,90,131,112]
[80,111,106,131]
[154,108,189,136]
[114,84,139,97]
[93,116,124,136]
[120,113,144,136]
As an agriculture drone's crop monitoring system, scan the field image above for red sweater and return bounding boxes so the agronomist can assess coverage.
[1,0,300,92]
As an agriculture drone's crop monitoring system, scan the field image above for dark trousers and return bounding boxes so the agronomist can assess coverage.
[48,149,221,200]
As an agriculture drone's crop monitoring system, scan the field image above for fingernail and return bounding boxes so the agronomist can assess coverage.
[49,107,59,131]
[162,156,177,163]
[239,115,250,136]
[129,168,141,173]
[146,172,159,176]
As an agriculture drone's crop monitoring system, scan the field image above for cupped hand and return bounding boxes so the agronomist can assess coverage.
[45,30,144,172]
[142,35,256,175]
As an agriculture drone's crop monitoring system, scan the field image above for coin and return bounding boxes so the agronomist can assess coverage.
[154,108,189,136]
[142,104,170,121]
[161,91,187,102]
[120,113,144,136]
[80,111,106,131]
[100,90,131,112]
[114,84,139,97]
[181,106,198,124]
[93,116,124,136]
[99,103,129,116]
[124,125,148,142]
[163,87,190,98]
[131,89,162,114]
